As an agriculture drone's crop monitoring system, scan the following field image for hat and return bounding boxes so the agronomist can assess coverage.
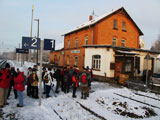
[5,63,10,68]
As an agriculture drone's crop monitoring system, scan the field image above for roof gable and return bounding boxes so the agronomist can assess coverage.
[63,7,143,36]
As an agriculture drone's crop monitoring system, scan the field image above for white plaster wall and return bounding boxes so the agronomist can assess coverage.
[85,48,114,77]
[154,59,160,73]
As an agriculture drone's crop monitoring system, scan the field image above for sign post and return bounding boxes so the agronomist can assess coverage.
[39,40,43,106]
[22,37,55,106]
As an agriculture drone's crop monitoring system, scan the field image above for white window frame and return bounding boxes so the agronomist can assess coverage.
[113,20,117,29]
[92,55,101,70]
[75,39,78,48]
[74,56,78,66]
[122,39,125,47]
[85,36,88,45]
[68,40,70,48]
[125,59,132,72]
[112,37,117,46]
[122,22,126,31]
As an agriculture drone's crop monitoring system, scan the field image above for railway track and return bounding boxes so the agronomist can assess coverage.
[114,92,160,109]
[134,92,160,102]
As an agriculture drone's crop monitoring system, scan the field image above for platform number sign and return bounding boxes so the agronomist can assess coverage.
[22,37,40,50]
[44,39,55,51]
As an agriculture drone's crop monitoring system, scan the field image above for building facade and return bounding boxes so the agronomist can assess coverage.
[50,7,143,70]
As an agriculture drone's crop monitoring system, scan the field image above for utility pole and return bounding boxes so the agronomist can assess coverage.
[34,19,39,65]
[29,5,34,62]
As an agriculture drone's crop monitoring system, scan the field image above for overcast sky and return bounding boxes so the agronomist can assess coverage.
[0,0,160,52]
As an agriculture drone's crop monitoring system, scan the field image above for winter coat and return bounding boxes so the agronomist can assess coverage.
[72,75,79,87]
[43,71,53,86]
[79,72,88,87]
[31,73,39,86]
[0,69,11,88]
[14,72,25,91]
[55,69,61,81]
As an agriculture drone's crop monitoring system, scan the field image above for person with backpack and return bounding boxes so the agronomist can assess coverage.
[72,71,79,98]
[14,67,25,107]
[67,67,74,92]
[0,63,11,108]
[43,68,53,98]
[79,69,88,99]
[27,67,32,97]
[7,67,17,99]
[42,67,47,94]
[63,70,69,93]
[31,68,39,99]
[55,68,61,93]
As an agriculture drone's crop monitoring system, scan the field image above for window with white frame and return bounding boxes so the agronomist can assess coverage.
[122,22,126,31]
[112,37,117,46]
[92,55,101,70]
[75,39,78,48]
[68,40,70,48]
[113,20,117,29]
[125,59,132,72]
[85,36,88,45]
[121,39,125,47]
[74,56,78,66]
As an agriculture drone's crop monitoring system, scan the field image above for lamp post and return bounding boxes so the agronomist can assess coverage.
[34,19,39,65]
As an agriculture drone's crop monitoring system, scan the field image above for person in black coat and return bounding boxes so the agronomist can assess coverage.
[55,68,61,93]
[7,67,17,99]
[42,67,47,94]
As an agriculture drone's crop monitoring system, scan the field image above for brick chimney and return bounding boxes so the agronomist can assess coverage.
[89,15,93,21]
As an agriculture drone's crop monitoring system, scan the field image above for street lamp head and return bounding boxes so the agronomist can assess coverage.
[34,19,39,21]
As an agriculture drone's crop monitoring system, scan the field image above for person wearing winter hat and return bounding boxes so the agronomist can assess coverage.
[14,67,25,107]
[31,68,39,98]
[0,63,11,108]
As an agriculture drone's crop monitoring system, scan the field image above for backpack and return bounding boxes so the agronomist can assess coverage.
[81,73,87,84]
[64,75,68,82]
[44,74,49,83]
[22,74,28,85]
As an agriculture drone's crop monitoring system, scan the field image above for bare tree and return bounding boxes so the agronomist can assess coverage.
[151,35,160,51]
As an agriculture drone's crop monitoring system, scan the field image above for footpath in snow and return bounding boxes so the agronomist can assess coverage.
[0,60,160,120]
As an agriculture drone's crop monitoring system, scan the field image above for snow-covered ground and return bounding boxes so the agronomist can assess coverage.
[1,60,160,120]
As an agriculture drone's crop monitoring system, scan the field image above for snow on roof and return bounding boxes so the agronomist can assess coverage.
[63,6,143,36]
[63,7,123,35]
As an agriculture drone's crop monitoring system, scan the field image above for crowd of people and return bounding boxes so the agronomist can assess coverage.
[42,66,93,99]
[0,63,93,108]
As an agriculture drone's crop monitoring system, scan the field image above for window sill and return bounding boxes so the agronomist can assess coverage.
[92,69,100,71]
[74,65,77,67]
[113,28,118,30]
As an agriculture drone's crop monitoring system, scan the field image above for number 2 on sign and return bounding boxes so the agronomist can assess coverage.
[50,40,54,48]
[31,38,37,47]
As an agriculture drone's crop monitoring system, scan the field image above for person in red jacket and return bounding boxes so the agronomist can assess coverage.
[0,63,11,108]
[72,71,79,98]
[14,67,25,107]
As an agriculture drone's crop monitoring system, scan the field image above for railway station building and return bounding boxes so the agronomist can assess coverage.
[49,7,160,81]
